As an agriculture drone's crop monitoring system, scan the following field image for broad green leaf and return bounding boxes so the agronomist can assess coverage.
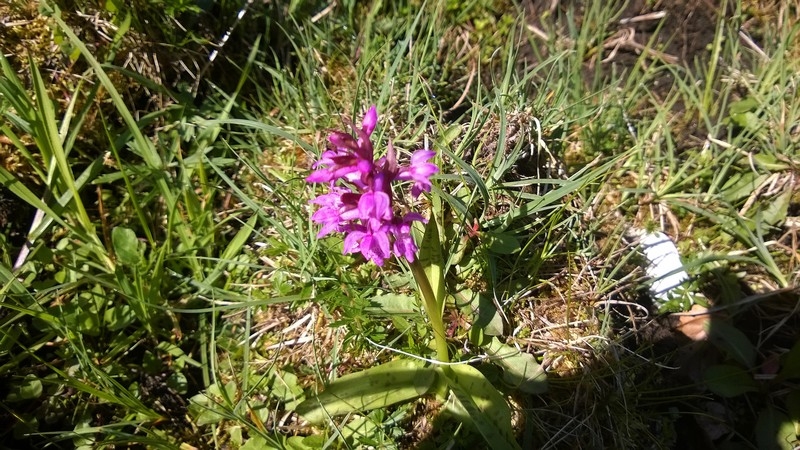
[443,364,521,450]
[755,407,795,450]
[167,372,188,395]
[454,288,503,337]
[228,426,243,447]
[242,435,282,450]
[156,341,202,369]
[103,0,119,14]
[485,338,547,394]
[730,111,761,131]
[186,215,258,292]
[476,292,503,336]
[189,381,239,426]
[296,359,438,424]
[486,231,520,254]
[190,397,226,426]
[779,340,800,380]
[752,153,790,171]
[104,305,136,331]
[708,321,756,368]
[729,97,759,115]
[760,187,792,227]
[341,415,381,445]
[61,300,100,337]
[786,389,800,436]
[728,97,762,131]
[250,367,303,407]
[5,376,43,402]
[437,123,464,148]
[112,227,142,266]
[220,214,258,266]
[721,172,768,203]
[286,435,324,450]
[367,293,418,315]
[703,364,757,397]
[142,351,161,373]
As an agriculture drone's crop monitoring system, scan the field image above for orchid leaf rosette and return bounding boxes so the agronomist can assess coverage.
[306,105,438,266]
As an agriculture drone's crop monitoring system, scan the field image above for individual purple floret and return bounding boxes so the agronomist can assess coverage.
[307,105,439,266]
[397,150,438,198]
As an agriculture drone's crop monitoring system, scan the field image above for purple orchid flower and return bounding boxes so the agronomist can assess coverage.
[306,105,439,266]
[397,150,438,198]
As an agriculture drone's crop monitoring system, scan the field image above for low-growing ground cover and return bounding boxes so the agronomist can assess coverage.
[1,0,799,448]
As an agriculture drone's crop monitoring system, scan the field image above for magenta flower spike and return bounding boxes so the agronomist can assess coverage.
[306,106,439,266]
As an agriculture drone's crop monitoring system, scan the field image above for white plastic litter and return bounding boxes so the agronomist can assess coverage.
[638,231,690,304]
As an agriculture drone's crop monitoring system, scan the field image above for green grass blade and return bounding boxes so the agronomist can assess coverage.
[42,2,176,211]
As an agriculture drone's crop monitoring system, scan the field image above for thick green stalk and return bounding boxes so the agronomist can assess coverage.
[409,259,449,362]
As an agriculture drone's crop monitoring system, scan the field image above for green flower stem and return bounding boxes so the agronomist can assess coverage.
[409,259,449,362]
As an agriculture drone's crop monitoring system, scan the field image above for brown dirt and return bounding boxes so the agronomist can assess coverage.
[521,0,720,73]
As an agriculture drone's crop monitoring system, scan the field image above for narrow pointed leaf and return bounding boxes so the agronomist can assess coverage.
[418,214,445,312]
